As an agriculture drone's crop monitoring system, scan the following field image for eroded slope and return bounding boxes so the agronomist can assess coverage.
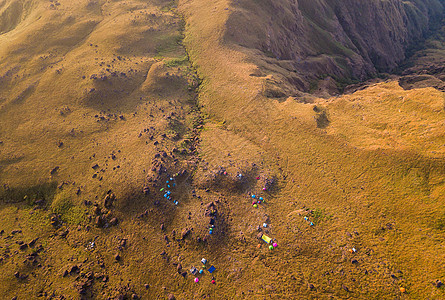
[225,0,444,97]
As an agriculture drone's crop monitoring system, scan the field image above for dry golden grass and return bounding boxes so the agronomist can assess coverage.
[0,0,444,299]
[179,0,445,298]
[0,0,205,298]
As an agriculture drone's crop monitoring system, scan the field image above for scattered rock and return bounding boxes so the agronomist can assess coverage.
[114,253,121,261]
[29,238,38,247]
[342,284,350,292]
[119,239,127,248]
[50,215,60,227]
[181,228,191,240]
[19,243,28,250]
[86,271,94,279]
[34,198,45,206]
[143,186,150,195]
[144,284,149,289]
[131,294,139,300]
[76,279,92,295]
[59,229,69,238]
[70,265,79,274]
[351,259,358,264]
[308,283,315,290]
[62,270,68,277]
[95,216,104,227]
[177,263,182,272]
[167,294,176,300]
[436,280,443,288]
[14,272,28,280]
[104,193,116,208]
[50,166,60,175]
[109,217,118,226]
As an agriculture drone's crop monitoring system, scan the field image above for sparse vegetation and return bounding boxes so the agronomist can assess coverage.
[50,191,85,225]
[165,55,188,67]
[311,208,332,224]
[0,0,444,299]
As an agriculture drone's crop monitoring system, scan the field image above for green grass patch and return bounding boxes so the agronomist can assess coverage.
[154,54,164,61]
[160,0,178,12]
[309,80,318,93]
[51,190,85,225]
[432,212,445,230]
[311,208,332,224]
[165,55,188,67]
[155,33,184,57]
[304,17,355,57]
[332,75,360,93]
[28,208,51,227]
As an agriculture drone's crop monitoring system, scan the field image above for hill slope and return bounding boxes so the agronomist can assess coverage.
[224,0,444,97]
[181,0,445,297]
[0,0,444,299]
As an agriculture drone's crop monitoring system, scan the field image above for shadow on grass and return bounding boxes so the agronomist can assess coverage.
[0,181,58,206]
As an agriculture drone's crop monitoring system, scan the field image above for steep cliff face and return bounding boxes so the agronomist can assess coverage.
[224,0,444,96]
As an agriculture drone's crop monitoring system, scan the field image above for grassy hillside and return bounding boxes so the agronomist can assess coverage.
[0,0,205,298]
[180,0,445,298]
[0,0,444,299]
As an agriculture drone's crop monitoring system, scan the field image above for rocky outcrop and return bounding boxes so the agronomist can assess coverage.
[224,0,445,96]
